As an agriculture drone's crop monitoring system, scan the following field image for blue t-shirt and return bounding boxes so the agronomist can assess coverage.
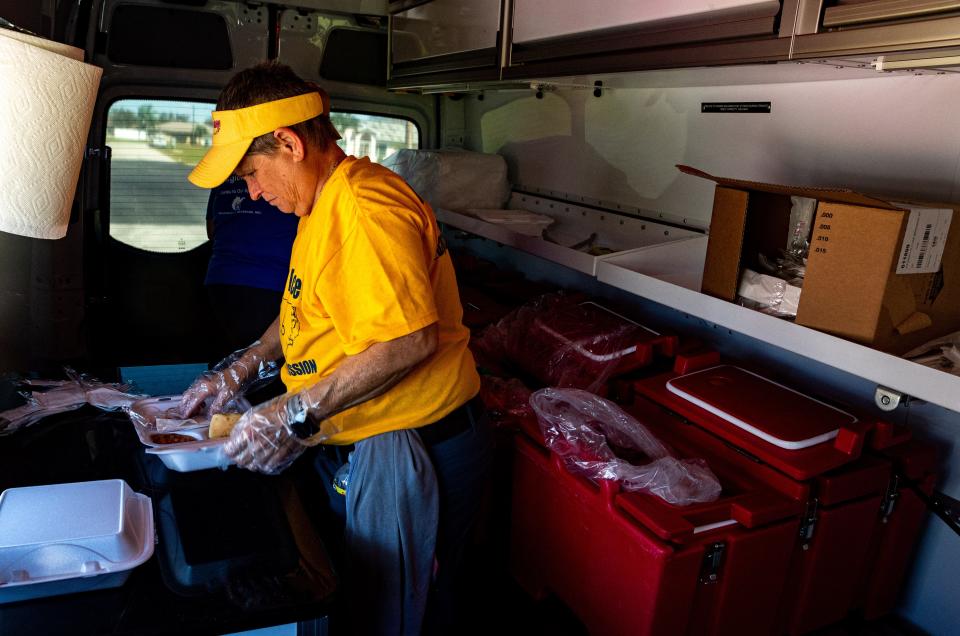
[205,175,300,292]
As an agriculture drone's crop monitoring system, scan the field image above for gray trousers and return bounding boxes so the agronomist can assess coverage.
[345,429,439,635]
[321,400,493,635]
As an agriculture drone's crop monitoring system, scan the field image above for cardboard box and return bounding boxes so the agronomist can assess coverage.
[680,165,960,354]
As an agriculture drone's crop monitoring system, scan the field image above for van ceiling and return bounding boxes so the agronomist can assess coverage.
[108,5,232,69]
[218,0,388,15]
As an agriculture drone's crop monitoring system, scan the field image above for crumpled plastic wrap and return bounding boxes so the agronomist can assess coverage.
[180,341,281,419]
[127,396,245,434]
[478,376,533,426]
[381,148,511,211]
[737,268,802,318]
[530,388,722,506]
[223,392,310,475]
[472,292,656,392]
[904,330,960,375]
[0,370,142,435]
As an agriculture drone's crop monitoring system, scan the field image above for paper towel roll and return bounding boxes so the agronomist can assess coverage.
[0,29,101,239]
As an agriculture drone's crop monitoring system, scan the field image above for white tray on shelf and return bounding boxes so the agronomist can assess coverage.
[437,192,703,276]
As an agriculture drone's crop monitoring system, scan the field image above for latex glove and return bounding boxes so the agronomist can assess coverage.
[180,342,279,418]
[224,393,309,475]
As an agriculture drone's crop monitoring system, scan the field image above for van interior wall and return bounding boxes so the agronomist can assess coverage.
[0,234,33,373]
[0,231,84,376]
[453,69,960,634]
[461,71,960,227]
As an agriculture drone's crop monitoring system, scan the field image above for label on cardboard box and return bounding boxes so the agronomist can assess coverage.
[895,207,953,275]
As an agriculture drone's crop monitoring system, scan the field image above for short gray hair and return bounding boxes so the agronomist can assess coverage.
[218,61,341,155]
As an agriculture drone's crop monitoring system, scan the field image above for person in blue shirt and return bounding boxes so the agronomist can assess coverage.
[205,174,299,359]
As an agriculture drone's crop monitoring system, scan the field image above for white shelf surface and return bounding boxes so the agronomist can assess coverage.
[596,261,960,414]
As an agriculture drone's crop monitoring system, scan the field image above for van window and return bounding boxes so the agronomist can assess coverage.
[107,100,421,253]
[331,112,420,164]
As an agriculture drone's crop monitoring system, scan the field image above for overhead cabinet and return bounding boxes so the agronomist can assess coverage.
[793,0,960,61]
[388,0,505,86]
[388,0,960,85]
[507,0,789,76]
[388,0,799,86]
[822,0,960,29]
[511,0,783,44]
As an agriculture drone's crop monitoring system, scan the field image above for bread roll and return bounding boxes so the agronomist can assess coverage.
[209,412,242,439]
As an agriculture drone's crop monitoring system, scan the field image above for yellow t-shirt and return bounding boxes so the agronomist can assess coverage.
[279,156,480,445]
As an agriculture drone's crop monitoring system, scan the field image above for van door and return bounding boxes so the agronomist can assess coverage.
[79,0,432,369]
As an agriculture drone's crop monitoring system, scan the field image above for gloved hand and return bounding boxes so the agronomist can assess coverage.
[180,342,279,418]
[223,392,310,475]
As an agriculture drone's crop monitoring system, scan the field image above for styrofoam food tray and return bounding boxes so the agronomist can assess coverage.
[0,479,154,604]
[129,395,250,472]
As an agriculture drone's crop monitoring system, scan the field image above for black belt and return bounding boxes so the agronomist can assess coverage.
[416,398,476,447]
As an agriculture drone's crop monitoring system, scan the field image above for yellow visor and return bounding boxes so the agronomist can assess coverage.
[188,91,328,188]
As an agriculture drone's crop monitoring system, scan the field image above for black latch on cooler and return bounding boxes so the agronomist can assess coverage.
[799,497,819,548]
[699,542,726,584]
[880,474,901,523]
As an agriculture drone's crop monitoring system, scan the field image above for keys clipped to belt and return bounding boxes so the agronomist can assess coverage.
[333,451,353,496]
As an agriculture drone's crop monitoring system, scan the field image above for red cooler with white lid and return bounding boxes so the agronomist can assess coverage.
[510,396,802,636]
[633,358,892,634]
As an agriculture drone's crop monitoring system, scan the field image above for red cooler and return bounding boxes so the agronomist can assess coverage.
[510,404,802,636]
[502,295,678,391]
[633,361,893,635]
[855,438,938,619]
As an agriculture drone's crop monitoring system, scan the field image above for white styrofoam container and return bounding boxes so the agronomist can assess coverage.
[145,439,234,472]
[130,395,251,472]
[0,479,154,604]
[437,193,703,276]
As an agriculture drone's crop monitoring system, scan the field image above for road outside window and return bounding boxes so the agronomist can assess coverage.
[107,100,420,253]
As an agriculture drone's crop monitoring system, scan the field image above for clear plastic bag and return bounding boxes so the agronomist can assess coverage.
[180,341,281,419]
[737,268,802,318]
[478,376,533,426]
[903,330,960,375]
[529,388,722,506]
[381,148,511,211]
[0,369,142,436]
[473,292,655,393]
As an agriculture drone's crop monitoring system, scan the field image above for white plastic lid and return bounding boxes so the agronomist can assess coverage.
[0,479,154,586]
